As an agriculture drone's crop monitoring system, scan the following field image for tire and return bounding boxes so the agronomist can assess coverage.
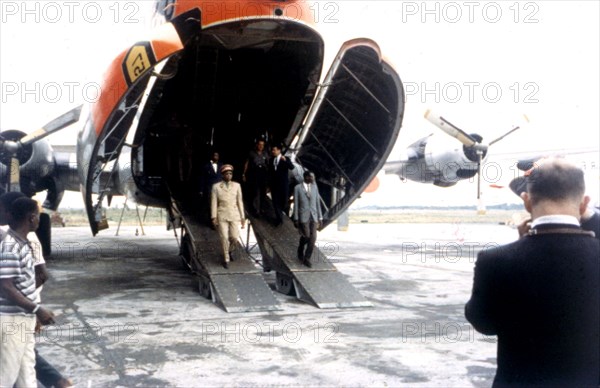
[275,272,295,296]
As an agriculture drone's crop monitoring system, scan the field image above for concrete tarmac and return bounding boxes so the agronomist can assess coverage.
[37,222,518,387]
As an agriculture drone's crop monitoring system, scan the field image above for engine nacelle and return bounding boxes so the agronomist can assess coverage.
[0,130,56,197]
[394,133,488,187]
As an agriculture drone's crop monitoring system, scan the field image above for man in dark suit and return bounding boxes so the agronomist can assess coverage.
[199,151,222,222]
[268,144,295,225]
[510,171,600,240]
[293,171,323,267]
[466,158,599,387]
[243,139,269,217]
[581,208,600,239]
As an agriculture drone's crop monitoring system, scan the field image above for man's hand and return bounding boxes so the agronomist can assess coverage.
[212,218,218,228]
[318,221,322,229]
[517,218,532,238]
[241,219,246,229]
[36,307,55,325]
[294,221,299,229]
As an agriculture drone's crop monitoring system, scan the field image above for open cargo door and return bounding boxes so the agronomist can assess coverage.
[295,39,405,227]
[80,9,201,235]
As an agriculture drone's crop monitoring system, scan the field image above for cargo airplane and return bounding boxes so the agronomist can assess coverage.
[0,0,405,311]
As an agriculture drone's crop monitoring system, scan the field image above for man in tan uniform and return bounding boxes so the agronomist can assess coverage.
[211,164,245,269]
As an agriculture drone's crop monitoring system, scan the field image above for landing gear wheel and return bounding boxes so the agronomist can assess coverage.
[198,276,212,299]
[276,272,295,296]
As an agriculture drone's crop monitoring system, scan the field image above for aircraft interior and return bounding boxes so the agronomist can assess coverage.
[85,18,404,228]
[132,22,324,215]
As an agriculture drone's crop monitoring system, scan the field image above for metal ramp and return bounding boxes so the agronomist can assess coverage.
[248,207,372,309]
[180,213,280,312]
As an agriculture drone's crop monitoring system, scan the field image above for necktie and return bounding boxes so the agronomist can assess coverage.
[306,184,311,199]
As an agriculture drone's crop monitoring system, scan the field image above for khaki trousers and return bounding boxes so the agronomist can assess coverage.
[217,220,240,262]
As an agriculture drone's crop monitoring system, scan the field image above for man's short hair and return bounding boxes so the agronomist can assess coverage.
[9,197,38,223]
[526,159,585,204]
[303,171,314,179]
[0,191,26,208]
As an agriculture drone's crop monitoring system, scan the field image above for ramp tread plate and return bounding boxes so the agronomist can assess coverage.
[211,273,281,312]
[181,213,259,276]
[197,251,259,276]
[293,271,372,308]
[249,216,336,271]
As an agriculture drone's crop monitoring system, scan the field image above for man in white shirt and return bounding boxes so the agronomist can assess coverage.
[0,197,55,387]
[293,171,323,267]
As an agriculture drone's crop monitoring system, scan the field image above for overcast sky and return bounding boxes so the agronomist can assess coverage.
[1,1,598,208]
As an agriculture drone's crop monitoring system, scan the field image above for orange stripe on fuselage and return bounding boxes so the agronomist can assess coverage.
[171,0,314,28]
[91,23,183,136]
[92,1,313,136]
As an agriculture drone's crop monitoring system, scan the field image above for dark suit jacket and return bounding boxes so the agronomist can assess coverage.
[465,223,600,387]
[581,210,600,241]
[268,156,294,194]
[199,161,222,195]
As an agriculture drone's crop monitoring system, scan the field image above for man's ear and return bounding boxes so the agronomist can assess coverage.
[521,192,532,213]
[579,195,591,217]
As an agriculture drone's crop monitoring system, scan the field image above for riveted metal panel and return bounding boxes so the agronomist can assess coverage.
[293,271,372,309]
[211,274,280,313]
[248,207,371,310]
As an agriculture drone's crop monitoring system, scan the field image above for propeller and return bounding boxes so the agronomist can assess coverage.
[0,105,82,193]
[424,110,528,205]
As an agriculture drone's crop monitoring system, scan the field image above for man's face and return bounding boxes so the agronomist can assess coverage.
[29,209,40,232]
[304,173,315,184]
[223,171,233,182]
[271,147,280,157]
[212,153,219,162]
[256,141,265,152]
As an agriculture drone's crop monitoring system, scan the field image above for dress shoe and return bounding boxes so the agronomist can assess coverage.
[223,261,229,269]
[303,258,312,268]
[229,252,235,262]
[56,378,73,388]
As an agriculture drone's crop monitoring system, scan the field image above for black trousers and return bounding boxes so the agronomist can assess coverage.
[36,350,65,388]
[249,169,268,215]
[271,186,289,223]
[298,220,318,261]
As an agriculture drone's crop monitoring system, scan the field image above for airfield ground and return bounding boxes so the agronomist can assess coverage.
[53,207,528,227]
[36,219,520,387]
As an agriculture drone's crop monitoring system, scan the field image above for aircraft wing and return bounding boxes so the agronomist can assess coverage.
[488,148,599,192]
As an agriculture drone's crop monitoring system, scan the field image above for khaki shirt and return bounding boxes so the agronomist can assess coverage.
[211,181,245,222]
